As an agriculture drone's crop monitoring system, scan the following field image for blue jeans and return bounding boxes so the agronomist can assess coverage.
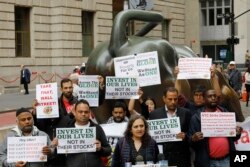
[210,156,230,167]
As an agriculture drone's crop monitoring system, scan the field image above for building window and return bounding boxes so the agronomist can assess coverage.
[216,8,222,25]
[162,19,169,40]
[15,6,31,57]
[202,45,216,60]
[202,44,229,61]
[200,0,231,26]
[225,7,231,24]
[201,9,207,26]
[209,9,215,25]
[82,11,94,57]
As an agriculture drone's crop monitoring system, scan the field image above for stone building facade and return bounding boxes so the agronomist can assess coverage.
[0,0,199,89]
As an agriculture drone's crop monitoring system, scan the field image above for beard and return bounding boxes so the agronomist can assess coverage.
[63,91,73,99]
[114,117,124,123]
[21,125,33,134]
[208,102,217,109]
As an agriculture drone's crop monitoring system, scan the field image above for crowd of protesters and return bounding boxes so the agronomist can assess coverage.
[0,62,245,167]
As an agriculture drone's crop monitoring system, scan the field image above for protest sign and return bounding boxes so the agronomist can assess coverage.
[201,112,236,137]
[7,136,47,163]
[114,55,138,77]
[36,82,59,118]
[235,116,250,151]
[177,58,212,79]
[105,76,139,99]
[56,127,96,154]
[100,122,127,137]
[147,118,181,143]
[78,75,99,107]
[136,51,161,87]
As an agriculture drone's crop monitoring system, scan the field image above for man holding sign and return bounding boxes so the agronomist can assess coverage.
[188,89,242,167]
[149,87,191,167]
[0,108,53,167]
[57,99,111,167]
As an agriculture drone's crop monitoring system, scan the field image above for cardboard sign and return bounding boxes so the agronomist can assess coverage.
[7,136,47,163]
[235,116,250,151]
[100,122,127,137]
[56,127,96,154]
[136,51,161,87]
[148,118,182,143]
[114,51,161,87]
[177,58,212,79]
[105,76,139,99]
[36,83,59,118]
[201,112,236,137]
[114,54,138,77]
[78,75,99,107]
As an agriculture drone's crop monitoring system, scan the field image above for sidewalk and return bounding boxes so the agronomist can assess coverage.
[0,90,35,112]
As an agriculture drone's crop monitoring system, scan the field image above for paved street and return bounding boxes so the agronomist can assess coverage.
[0,90,35,128]
[0,91,35,112]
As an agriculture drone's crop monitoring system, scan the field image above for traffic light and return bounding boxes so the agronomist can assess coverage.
[226,37,240,45]
[234,38,239,44]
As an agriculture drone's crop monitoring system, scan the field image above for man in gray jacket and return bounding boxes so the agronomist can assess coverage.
[227,61,242,97]
[0,108,53,167]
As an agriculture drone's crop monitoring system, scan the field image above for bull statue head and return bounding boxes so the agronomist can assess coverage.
[85,10,244,123]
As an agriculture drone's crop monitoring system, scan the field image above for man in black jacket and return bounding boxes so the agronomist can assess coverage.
[33,78,77,139]
[65,99,111,167]
[188,89,242,167]
[20,64,31,94]
[149,87,191,167]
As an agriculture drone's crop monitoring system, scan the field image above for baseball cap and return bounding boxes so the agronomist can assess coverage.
[229,61,236,65]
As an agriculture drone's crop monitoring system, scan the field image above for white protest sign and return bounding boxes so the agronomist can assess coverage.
[136,51,161,87]
[114,55,138,77]
[36,82,59,118]
[100,122,127,137]
[201,112,236,137]
[78,75,99,107]
[7,136,47,163]
[105,77,139,99]
[56,127,96,154]
[235,116,250,151]
[177,58,212,79]
[147,118,181,143]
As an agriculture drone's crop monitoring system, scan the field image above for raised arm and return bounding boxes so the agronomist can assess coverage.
[128,88,143,116]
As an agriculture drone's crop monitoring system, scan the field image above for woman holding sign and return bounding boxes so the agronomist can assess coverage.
[111,115,159,167]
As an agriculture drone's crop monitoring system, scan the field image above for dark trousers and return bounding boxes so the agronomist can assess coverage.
[246,84,250,105]
[21,77,29,94]
[165,152,191,167]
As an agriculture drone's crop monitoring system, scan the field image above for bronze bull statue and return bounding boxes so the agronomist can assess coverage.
[85,10,244,123]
